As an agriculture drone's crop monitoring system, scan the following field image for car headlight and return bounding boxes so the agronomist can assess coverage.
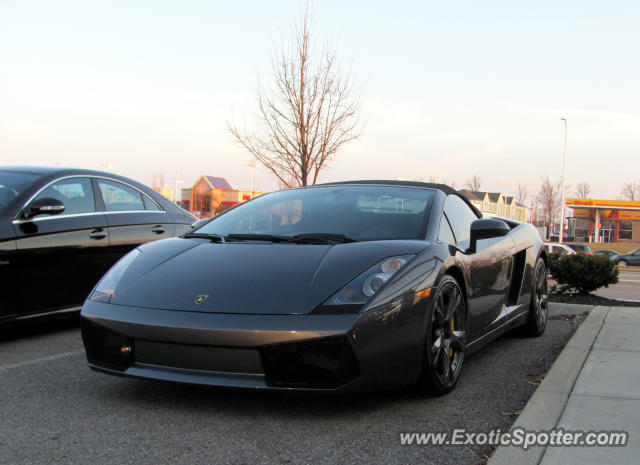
[88,249,141,303]
[323,255,414,306]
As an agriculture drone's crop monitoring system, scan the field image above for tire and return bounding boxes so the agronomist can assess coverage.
[523,258,549,337]
[618,260,628,267]
[416,275,467,395]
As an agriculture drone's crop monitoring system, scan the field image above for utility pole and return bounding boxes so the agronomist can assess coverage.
[174,178,184,204]
[248,160,256,197]
[559,118,568,243]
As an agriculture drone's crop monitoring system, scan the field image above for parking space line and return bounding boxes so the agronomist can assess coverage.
[0,350,84,372]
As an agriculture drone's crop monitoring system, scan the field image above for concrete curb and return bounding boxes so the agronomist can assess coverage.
[548,302,593,316]
[487,305,608,465]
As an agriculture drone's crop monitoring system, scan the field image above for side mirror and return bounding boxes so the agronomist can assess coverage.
[25,198,65,219]
[468,218,510,254]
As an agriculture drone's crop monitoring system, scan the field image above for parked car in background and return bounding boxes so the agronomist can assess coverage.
[549,232,572,242]
[565,243,593,255]
[0,166,197,326]
[543,243,576,256]
[594,249,621,260]
[612,248,640,266]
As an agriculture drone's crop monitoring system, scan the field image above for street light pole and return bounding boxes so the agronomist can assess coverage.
[248,160,256,198]
[559,118,568,244]
[174,178,184,204]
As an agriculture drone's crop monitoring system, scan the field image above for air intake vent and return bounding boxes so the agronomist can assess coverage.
[81,319,135,372]
[260,336,360,388]
[506,250,527,306]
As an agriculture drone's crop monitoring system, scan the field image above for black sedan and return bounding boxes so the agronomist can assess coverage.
[612,248,640,266]
[0,166,196,325]
[80,181,548,394]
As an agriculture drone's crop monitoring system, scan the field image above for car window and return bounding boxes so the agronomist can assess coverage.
[31,177,95,215]
[442,195,479,246]
[98,179,145,212]
[0,171,39,213]
[553,246,568,256]
[197,185,434,241]
[143,195,162,211]
[438,214,456,244]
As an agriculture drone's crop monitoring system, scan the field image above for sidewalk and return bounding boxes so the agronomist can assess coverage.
[488,305,640,465]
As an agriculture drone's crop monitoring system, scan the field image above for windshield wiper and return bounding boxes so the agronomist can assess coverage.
[223,233,359,244]
[287,233,359,244]
[224,233,291,243]
[182,232,225,243]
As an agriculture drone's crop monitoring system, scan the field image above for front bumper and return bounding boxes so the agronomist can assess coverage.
[80,296,428,392]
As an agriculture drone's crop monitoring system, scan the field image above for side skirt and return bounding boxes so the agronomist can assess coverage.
[466,310,528,355]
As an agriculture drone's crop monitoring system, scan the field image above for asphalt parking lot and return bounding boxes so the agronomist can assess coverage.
[0,315,578,465]
[595,270,640,301]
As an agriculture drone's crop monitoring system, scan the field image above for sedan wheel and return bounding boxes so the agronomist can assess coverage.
[523,258,549,337]
[618,260,628,267]
[417,275,466,395]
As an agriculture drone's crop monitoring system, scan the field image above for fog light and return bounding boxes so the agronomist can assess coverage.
[120,345,133,355]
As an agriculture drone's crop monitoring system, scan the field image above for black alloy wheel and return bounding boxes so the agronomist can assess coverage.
[523,258,549,337]
[417,275,466,395]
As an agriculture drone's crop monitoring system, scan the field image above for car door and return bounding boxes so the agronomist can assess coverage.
[12,177,111,317]
[94,178,173,260]
[442,195,515,341]
[0,231,17,320]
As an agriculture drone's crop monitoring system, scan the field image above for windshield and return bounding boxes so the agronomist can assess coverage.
[195,185,434,241]
[0,171,39,213]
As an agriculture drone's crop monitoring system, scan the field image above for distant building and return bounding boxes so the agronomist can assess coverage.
[459,189,529,222]
[190,175,263,218]
[566,198,639,243]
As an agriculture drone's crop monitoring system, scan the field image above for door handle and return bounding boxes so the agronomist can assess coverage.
[151,225,165,234]
[89,229,107,240]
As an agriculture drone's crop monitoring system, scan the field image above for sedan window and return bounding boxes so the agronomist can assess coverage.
[0,171,40,213]
[142,195,162,211]
[31,177,96,215]
[98,179,145,212]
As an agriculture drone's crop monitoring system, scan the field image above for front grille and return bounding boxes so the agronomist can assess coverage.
[81,319,134,372]
[260,336,360,388]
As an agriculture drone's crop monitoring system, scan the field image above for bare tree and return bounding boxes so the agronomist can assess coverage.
[516,182,528,204]
[620,181,640,201]
[227,3,362,188]
[574,181,591,199]
[536,176,562,235]
[464,175,482,191]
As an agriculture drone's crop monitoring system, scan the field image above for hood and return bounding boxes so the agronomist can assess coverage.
[111,238,432,315]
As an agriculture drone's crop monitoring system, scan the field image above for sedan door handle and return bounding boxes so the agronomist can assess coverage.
[151,225,165,234]
[89,229,107,240]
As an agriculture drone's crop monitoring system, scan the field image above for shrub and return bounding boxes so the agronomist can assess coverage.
[548,253,619,295]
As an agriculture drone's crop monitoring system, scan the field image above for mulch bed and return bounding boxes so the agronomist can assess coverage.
[549,293,639,307]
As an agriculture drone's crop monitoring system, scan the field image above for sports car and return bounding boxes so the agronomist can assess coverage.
[80,181,548,394]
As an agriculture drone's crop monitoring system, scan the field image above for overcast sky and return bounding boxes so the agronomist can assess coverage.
[1,0,638,200]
